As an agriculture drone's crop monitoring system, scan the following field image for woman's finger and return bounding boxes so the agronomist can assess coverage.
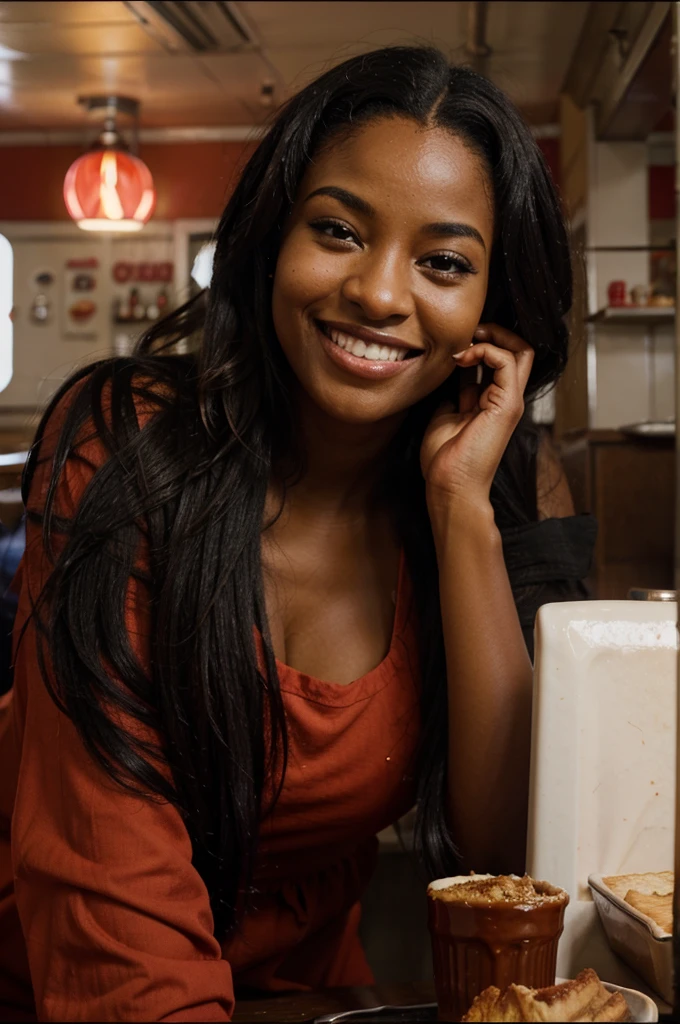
[453,342,522,419]
[474,323,534,392]
[454,342,518,386]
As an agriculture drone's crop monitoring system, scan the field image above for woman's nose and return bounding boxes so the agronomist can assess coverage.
[340,251,413,321]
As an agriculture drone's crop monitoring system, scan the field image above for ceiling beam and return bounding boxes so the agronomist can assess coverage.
[563,2,628,109]
[596,2,672,140]
[0,126,264,146]
[562,0,673,141]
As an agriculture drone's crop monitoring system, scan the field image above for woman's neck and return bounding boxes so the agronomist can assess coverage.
[275,390,405,517]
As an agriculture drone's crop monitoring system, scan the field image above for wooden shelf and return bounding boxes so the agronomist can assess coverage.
[113,318,159,326]
[586,306,675,325]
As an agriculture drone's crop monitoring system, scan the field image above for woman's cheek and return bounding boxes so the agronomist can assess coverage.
[275,234,341,309]
[424,297,486,352]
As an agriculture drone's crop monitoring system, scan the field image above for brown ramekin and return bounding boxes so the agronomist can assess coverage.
[427,876,569,1022]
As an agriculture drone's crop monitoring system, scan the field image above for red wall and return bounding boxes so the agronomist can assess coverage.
[0,141,255,221]
[0,135,674,224]
[0,136,561,220]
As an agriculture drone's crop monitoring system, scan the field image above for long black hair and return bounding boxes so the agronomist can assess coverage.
[22,46,571,940]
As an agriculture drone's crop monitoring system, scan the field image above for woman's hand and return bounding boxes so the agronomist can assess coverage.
[420,323,534,513]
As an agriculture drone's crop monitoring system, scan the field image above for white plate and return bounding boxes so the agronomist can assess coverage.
[557,978,658,1023]
[526,600,677,995]
[312,981,658,1022]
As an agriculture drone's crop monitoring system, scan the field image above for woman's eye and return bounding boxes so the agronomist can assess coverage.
[420,253,474,277]
[310,220,359,244]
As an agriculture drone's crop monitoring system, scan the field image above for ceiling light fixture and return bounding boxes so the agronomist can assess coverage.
[63,96,156,233]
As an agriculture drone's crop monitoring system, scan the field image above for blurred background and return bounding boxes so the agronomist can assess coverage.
[0,0,676,981]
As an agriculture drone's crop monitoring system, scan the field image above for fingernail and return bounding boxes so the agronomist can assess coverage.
[451,351,465,360]
[474,327,487,338]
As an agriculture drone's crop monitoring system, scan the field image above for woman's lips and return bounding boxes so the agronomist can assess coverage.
[315,321,424,381]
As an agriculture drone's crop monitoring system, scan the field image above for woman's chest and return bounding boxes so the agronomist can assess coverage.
[261,521,401,685]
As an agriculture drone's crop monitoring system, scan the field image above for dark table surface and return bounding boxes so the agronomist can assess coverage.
[232,982,437,1022]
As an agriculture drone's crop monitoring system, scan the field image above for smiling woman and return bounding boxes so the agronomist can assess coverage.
[0,46,595,1023]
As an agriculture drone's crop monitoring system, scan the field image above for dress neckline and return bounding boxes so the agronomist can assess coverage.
[272,549,408,705]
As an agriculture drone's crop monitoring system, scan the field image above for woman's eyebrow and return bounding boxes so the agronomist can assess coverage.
[305,186,374,216]
[424,222,486,251]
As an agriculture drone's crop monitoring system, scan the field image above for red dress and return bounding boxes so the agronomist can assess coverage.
[0,397,422,1021]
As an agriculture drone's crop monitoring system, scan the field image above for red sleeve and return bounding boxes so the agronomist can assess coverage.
[11,386,235,1022]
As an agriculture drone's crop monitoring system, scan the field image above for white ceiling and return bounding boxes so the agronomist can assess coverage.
[0,1,590,131]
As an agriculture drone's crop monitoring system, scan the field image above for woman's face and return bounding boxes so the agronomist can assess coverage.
[272,116,494,425]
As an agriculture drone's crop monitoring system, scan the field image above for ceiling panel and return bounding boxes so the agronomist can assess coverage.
[0,1,590,131]
[238,1,466,48]
[243,0,589,111]
[0,48,275,128]
[0,22,167,55]
[0,2,133,24]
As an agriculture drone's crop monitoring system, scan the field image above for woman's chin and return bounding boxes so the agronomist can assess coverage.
[296,382,412,428]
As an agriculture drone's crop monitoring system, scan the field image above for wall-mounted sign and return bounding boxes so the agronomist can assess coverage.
[63,257,99,338]
[112,261,173,284]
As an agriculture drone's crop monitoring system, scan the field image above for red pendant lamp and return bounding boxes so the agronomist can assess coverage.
[64,96,156,233]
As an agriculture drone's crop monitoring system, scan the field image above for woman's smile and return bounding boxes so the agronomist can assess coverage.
[315,318,425,380]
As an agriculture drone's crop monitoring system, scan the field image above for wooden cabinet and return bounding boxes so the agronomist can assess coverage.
[560,430,674,599]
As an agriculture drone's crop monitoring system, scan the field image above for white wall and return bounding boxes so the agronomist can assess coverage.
[584,128,673,429]
[587,140,650,313]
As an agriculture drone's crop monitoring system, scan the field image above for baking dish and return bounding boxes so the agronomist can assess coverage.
[588,874,671,1003]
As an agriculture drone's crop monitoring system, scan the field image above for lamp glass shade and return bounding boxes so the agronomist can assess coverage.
[64,149,156,232]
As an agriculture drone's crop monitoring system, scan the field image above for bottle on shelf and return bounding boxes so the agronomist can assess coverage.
[130,288,146,321]
[115,295,130,322]
[156,287,169,315]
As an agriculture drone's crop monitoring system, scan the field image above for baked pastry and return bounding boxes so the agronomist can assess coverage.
[623,889,672,934]
[602,870,673,900]
[603,871,673,934]
[428,873,567,905]
[462,968,630,1022]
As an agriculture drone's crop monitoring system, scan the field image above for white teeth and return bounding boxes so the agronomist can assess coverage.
[327,326,416,363]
